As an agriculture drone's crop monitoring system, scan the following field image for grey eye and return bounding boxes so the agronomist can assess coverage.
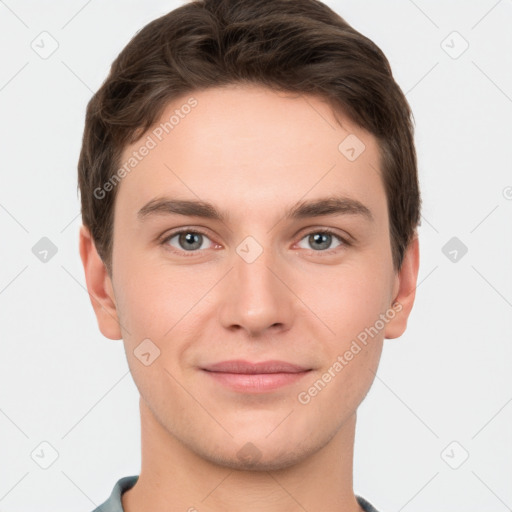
[297,232,343,251]
[167,231,213,251]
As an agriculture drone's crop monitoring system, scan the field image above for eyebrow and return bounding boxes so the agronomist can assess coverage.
[137,196,373,223]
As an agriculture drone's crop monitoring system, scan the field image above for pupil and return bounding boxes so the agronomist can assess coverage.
[310,233,331,250]
[180,232,201,250]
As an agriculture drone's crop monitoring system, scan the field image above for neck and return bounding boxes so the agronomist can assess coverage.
[122,398,363,512]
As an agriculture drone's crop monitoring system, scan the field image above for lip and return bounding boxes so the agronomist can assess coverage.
[203,359,310,374]
[201,360,312,393]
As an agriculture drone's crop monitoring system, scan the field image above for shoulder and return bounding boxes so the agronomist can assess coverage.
[356,494,382,512]
[90,475,139,512]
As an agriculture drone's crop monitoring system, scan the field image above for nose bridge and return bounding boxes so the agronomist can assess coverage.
[236,237,276,292]
[218,234,293,335]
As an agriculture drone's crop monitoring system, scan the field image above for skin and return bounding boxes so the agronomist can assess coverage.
[80,84,419,512]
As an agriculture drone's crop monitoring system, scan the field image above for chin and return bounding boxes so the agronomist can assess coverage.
[191,432,321,472]
[206,445,310,472]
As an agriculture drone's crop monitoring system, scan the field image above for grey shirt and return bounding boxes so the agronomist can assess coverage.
[91,475,381,512]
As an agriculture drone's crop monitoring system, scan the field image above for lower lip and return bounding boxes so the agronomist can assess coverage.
[202,370,311,392]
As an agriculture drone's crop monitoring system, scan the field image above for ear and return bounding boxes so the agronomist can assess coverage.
[79,225,122,340]
[384,235,420,339]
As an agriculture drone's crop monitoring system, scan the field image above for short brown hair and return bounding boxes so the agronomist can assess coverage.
[78,0,421,273]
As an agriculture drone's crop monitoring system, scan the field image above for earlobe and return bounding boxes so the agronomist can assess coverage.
[384,235,420,340]
[79,225,122,340]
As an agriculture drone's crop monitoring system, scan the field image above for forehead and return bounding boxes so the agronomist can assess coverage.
[116,84,386,222]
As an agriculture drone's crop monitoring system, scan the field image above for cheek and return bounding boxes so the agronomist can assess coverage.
[298,260,392,345]
[113,266,193,400]
[113,231,193,320]
[113,259,178,342]
[299,277,385,415]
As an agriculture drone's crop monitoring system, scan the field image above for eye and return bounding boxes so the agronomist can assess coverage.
[163,229,216,252]
[296,229,347,252]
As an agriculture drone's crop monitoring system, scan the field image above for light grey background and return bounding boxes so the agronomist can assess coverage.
[1,1,511,511]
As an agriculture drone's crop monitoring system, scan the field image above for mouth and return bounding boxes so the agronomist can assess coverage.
[201,360,312,393]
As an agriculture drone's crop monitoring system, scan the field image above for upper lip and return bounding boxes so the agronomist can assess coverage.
[202,360,310,374]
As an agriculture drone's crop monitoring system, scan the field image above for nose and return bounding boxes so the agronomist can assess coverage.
[217,241,294,338]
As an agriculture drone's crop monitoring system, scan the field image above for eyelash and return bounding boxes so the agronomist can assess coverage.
[160,227,350,257]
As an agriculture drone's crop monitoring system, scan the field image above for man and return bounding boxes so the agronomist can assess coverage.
[78,0,420,510]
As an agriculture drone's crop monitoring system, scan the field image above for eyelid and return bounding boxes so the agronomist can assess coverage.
[295,225,352,244]
[159,225,213,241]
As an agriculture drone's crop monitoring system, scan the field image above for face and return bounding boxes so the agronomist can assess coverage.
[84,84,418,471]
